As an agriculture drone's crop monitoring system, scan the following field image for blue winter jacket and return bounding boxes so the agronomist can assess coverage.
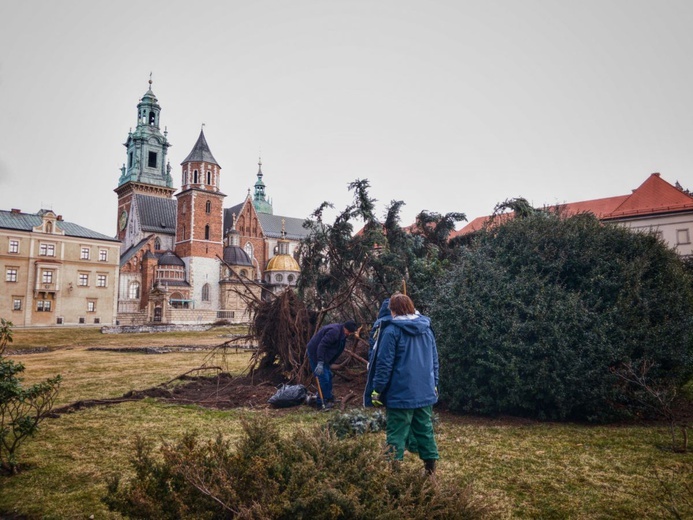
[364,299,391,407]
[307,323,347,366]
[372,313,439,409]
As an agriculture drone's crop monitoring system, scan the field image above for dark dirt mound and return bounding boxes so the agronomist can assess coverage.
[51,365,369,417]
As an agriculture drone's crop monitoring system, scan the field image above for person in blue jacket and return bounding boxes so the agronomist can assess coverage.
[363,298,391,407]
[370,293,439,474]
[307,320,359,408]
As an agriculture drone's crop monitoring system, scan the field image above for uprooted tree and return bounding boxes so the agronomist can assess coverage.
[222,179,465,385]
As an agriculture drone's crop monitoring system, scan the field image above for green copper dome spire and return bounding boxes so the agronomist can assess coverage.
[252,157,273,215]
[117,75,173,189]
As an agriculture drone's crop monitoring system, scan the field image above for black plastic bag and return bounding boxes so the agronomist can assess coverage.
[268,384,307,408]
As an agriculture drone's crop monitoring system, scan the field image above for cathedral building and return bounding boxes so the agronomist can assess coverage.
[115,80,306,325]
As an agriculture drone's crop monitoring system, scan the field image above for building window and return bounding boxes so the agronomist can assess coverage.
[155,237,161,250]
[205,200,211,213]
[287,274,295,283]
[193,170,199,183]
[206,171,211,184]
[99,249,108,262]
[78,273,89,286]
[244,242,253,259]
[275,274,284,282]
[42,270,53,284]
[37,300,52,312]
[13,298,22,311]
[128,152,133,168]
[129,281,140,299]
[201,283,210,302]
[205,225,210,240]
[56,317,63,324]
[87,300,96,313]
[79,317,85,324]
[39,243,55,256]
[677,229,690,245]
[94,317,100,324]
[148,151,157,168]
[6,268,18,282]
[97,274,107,287]
[240,269,248,278]
[8,240,19,254]
[81,247,90,260]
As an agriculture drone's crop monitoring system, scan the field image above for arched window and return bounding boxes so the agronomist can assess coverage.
[149,111,156,125]
[205,200,211,213]
[201,283,210,302]
[206,171,211,184]
[193,170,199,183]
[240,269,248,277]
[183,171,188,185]
[155,237,161,250]
[204,225,210,240]
[129,281,140,299]
[244,242,253,259]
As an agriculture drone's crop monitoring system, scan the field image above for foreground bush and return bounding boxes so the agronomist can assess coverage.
[0,319,62,474]
[104,416,497,519]
[431,210,693,421]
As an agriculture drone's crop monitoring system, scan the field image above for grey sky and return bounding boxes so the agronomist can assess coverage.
[1,0,692,236]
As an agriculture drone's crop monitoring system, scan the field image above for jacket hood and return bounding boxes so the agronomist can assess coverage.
[391,314,431,336]
[376,299,391,320]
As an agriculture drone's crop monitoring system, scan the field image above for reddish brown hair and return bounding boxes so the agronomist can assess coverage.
[389,293,415,316]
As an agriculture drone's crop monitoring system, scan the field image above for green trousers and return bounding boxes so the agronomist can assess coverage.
[386,406,439,461]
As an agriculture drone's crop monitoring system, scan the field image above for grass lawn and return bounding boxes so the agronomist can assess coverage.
[1,327,691,519]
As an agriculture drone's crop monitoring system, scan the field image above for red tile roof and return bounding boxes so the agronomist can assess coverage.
[454,173,693,236]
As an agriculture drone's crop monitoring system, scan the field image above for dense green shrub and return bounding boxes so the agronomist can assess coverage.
[104,416,497,519]
[430,211,693,421]
[0,319,62,474]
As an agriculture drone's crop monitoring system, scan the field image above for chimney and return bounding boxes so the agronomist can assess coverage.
[10,208,21,214]
[57,215,63,221]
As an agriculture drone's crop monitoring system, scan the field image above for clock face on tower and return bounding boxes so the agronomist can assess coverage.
[119,210,128,231]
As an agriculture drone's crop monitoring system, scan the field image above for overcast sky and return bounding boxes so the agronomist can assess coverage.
[1,1,693,237]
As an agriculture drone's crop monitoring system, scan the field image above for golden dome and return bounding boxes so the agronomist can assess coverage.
[266,254,300,272]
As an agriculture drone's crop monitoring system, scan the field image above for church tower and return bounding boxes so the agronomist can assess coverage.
[252,157,273,215]
[114,77,174,242]
[175,128,226,309]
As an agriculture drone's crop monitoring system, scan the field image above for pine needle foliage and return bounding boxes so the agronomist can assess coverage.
[430,208,693,421]
[104,416,497,520]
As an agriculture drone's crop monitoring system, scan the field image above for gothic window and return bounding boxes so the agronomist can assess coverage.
[183,171,188,184]
[129,281,140,299]
[155,237,161,250]
[194,170,199,183]
[205,225,210,240]
[182,224,186,240]
[206,171,211,184]
[202,283,210,302]
[148,151,157,168]
[244,242,253,259]
[205,200,211,213]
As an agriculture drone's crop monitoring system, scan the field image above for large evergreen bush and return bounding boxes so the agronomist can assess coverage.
[431,210,693,421]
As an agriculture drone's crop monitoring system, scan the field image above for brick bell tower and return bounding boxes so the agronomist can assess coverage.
[175,127,226,308]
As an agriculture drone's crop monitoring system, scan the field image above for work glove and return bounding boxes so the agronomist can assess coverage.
[371,390,383,407]
[314,362,325,376]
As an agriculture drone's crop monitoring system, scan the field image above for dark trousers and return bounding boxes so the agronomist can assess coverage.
[308,356,333,405]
